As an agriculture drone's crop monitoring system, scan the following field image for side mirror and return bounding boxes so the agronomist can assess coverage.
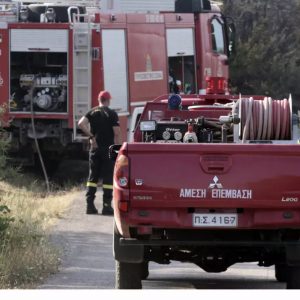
[109,144,122,161]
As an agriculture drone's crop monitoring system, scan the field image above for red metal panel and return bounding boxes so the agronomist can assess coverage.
[127,23,168,103]
[118,115,128,142]
[126,14,157,24]
[99,13,127,26]
[115,141,300,234]
[91,27,103,108]
[0,28,9,126]
[8,23,69,30]
[118,208,300,236]
[194,14,205,91]
[164,13,195,27]
[126,143,300,206]
[68,28,74,128]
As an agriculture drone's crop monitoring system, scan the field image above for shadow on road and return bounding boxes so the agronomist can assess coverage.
[145,276,285,289]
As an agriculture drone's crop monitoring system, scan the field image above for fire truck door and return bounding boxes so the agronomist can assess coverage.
[166,28,196,94]
[102,29,128,113]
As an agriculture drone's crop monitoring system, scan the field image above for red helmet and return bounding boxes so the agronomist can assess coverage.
[98,90,111,101]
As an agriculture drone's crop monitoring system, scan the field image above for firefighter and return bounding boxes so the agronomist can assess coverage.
[78,91,121,215]
[169,70,180,94]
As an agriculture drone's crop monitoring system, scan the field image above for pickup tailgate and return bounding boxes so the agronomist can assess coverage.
[126,143,300,229]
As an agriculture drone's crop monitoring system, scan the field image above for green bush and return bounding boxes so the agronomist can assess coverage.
[0,104,13,180]
[0,104,8,171]
[0,137,8,177]
[0,105,14,238]
[0,205,14,236]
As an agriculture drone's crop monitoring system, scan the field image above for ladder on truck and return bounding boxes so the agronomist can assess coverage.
[72,13,93,141]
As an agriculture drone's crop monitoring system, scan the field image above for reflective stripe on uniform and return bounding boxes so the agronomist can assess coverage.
[86,182,98,187]
[103,184,113,190]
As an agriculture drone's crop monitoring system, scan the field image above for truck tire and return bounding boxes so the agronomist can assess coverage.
[275,264,287,282]
[115,260,142,289]
[141,261,149,280]
[286,266,300,289]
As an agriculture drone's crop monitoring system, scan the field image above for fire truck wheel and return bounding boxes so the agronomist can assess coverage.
[140,261,149,280]
[286,266,300,289]
[115,260,142,289]
[274,263,287,282]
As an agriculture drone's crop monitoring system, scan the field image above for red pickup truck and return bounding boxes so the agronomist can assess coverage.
[111,94,300,289]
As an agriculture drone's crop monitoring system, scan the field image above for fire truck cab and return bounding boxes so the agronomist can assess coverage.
[0,0,232,164]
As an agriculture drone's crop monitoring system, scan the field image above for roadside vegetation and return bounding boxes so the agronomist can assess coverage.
[0,181,78,288]
[0,105,79,288]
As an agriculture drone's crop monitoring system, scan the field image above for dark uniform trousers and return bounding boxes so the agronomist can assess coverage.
[86,146,115,208]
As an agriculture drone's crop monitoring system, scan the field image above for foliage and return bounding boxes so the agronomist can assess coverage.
[0,181,77,288]
[0,104,9,178]
[223,0,300,105]
[0,105,13,240]
[0,205,14,235]
[0,213,59,288]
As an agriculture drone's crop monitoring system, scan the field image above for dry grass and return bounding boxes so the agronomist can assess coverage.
[0,178,80,288]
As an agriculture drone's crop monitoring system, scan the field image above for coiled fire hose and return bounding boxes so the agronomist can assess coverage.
[235,97,291,142]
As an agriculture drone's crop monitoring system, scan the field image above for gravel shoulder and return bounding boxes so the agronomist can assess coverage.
[39,190,115,289]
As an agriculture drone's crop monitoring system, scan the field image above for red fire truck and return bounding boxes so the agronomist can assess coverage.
[0,0,231,164]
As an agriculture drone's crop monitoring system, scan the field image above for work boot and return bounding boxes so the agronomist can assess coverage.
[86,202,98,215]
[102,198,114,216]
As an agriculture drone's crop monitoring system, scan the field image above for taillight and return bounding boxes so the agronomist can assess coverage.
[114,154,129,188]
[114,153,130,212]
[206,76,226,94]
[118,201,129,212]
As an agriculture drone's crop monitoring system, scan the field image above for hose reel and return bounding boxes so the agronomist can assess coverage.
[237,96,292,142]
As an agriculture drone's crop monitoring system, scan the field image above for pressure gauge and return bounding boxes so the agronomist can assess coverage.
[174,131,183,141]
[162,131,171,140]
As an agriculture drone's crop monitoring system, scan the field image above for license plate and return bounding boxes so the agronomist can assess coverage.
[193,213,237,227]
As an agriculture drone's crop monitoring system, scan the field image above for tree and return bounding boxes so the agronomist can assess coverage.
[223,0,300,109]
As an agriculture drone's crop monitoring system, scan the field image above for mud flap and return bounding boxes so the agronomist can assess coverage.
[113,224,144,263]
[285,244,300,266]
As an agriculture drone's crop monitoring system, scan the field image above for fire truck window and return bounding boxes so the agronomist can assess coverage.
[168,56,195,94]
[183,56,195,94]
[169,57,182,94]
[211,18,225,54]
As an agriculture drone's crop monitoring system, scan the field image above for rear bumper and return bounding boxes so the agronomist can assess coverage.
[116,208,300,237]
[120,239,300,247]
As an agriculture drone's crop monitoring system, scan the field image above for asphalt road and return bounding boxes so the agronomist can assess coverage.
[39,191,286,290]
